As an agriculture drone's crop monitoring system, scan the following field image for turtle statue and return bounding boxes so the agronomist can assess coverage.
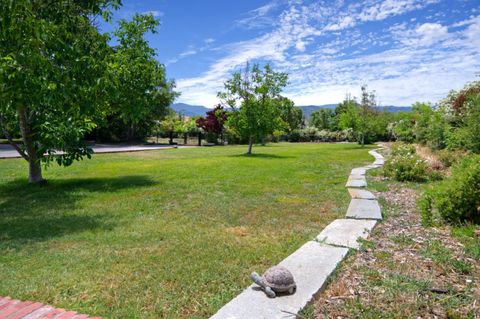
[250,266,296,298]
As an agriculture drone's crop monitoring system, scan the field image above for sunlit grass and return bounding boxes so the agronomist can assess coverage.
[0,143,373,318]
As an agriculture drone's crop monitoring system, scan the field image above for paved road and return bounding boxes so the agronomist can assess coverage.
[0,143,179,159]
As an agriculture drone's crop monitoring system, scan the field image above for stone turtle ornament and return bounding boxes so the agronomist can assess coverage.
[250,266,296,298]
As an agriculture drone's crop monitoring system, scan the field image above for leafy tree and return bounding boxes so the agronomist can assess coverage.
[0,0,120,183]
[105,13,178,141]
[276,97,303,135]
[158,111,185,144]
[219,63,288,154]
[356,85,377,146]
[412,102,434,145]
[390,113,415,142]
[196,105,228,135]
[338,100,360,135]
[310,108,336,130]
[337,86,380,146]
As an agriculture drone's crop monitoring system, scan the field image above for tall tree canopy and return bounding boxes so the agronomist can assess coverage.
[0,0,120,183]
[219,63,288,154]
[104,13,178,141]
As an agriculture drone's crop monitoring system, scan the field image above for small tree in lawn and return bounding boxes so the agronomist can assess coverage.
[219,63,288,154]
[0,0,120,184]
[196,105,228,144]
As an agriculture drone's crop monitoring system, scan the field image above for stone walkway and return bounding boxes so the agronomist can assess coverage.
[0,296,101,319]
[210,148,385,319]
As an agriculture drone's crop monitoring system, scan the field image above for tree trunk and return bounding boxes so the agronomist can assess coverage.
[184,133,188,145]
[247,136,253,155]
[17,107,45,184]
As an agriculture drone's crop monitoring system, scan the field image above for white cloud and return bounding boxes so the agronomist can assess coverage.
[235,1,279,29]
[176,1,479,107]
[392,22,449,46]
[358,0,439,22]
[142,10,163,17]
[324,16,355,31]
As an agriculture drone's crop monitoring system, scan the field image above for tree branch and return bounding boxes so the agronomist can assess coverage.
[0,113,29,161]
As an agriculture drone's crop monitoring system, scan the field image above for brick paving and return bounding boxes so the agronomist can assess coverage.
[0,297,101,319]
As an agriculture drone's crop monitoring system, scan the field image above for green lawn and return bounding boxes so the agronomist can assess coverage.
[0,143,373,318]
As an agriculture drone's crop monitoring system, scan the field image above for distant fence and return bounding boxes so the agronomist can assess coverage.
[148,132,230,146]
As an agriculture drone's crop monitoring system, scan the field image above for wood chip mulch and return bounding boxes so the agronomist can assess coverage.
[315,181,479,319]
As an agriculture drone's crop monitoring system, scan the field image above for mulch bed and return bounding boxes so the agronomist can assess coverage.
[314,181,479,318]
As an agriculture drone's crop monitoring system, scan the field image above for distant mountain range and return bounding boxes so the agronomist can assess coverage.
[170,103,211,117]
[170,103,412,118]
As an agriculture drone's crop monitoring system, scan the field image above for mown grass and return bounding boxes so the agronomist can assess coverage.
[0,143,373,318]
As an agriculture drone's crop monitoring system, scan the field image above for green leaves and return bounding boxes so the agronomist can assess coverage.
[220,63,289,151]
[103,13,178,141]
[0,0,119,170]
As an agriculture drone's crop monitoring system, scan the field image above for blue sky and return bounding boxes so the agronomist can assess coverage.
[100,0,480,107]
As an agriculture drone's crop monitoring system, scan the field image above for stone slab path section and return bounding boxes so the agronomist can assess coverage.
[347,188,376,200]
[351,168,367,176]
[345,177,367,188]
[210,242,348,319]
[316,219,377,249]
[346,198,382,220]
[0,297,101,319]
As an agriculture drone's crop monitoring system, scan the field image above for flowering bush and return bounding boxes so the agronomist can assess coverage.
[384,143,430,182]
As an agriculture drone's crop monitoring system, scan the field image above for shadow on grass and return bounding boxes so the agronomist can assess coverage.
[0,175,156,248]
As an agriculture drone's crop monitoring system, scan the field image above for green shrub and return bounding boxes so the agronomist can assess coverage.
[419,155,480,225]
[384,143,430,182]
[436,149,461,167]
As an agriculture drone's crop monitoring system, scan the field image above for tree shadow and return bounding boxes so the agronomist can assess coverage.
[0,175,157,248]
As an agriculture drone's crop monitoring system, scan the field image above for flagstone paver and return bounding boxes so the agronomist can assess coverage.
[316,219,377,249]
[351,168,367,175]
[0,297,101,319]
[347,188,376,200]
[346,198,382,220]
[345,178,367,188]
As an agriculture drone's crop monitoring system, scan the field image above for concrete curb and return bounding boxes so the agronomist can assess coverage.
[209,147,385,319]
